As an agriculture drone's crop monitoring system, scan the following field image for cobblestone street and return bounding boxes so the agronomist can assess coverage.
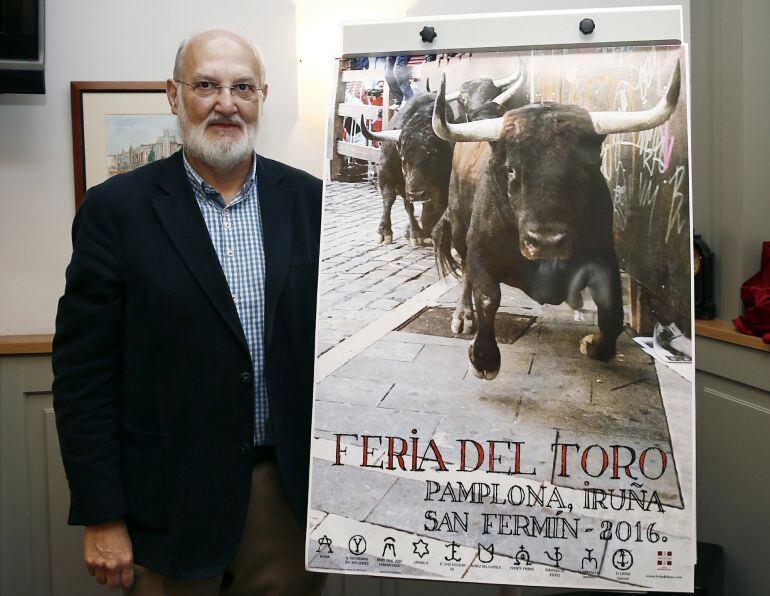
[309,180,693,581]
[316,181,439,355]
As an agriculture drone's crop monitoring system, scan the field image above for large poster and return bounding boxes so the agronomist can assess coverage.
[307,44,695,592]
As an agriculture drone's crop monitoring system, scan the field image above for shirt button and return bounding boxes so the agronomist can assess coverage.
[241,372,251,384]
[227,249,234,257]
[240,443,251,455]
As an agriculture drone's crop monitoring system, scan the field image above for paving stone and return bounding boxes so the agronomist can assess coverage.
[318,294,354,311]
[362,269,396,285]
[413,343,472,369]
[335,292,380,310]
[316,375,394,406]
[366,298,402,311]
[329,308,384,322]
[315,342,335,356]
[348,261,385,275]
[319,308,382,323]
[316,318,369,343]
[340,279,378,293]
[317,321,368,337]
[520,352,668,442]
[361,340,424,362]
[333,272,366,282]
[313,401,443,449]
[310,458,397,520]
[386,330,471,348]
[334,355,468,388]
[381,381,508,418]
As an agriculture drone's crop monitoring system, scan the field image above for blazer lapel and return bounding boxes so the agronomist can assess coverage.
[257,155,295,351]
[151,152,249,353]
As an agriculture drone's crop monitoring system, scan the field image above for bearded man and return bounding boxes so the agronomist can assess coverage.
[52,30,325,595]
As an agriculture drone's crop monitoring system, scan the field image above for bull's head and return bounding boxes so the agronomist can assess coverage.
[444,58,527,119]
[433,60,682,260]
[360,95,453,204]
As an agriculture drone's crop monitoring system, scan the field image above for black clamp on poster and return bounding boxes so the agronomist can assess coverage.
[579,18,596,34]
[419,26,438,43]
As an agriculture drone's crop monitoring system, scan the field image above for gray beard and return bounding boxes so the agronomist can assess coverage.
[176,98,259,172]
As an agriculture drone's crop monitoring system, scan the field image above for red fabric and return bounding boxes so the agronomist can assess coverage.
[733,241,770,343]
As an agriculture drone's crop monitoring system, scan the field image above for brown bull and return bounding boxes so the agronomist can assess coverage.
[431,61,682,379]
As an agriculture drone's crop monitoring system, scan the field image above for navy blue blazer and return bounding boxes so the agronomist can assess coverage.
[53,150,321,578]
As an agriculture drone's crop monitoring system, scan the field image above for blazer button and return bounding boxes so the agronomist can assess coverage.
[241,372,251,384]
[240,443,251,455]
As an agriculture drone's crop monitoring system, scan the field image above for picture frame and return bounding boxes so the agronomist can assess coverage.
[70,81,176,208]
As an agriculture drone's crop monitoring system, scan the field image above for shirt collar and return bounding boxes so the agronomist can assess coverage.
[182,150,258,207]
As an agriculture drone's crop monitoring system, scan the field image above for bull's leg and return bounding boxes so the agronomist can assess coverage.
[376,187,397,244]
[469,271,502,380]
[579,260,624,361]
[452,265,475,334]
[418,201,441,244]
[447,218,473,332]
[401,199,425,246]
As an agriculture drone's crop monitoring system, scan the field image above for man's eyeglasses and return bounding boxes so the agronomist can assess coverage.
[174,80,264,102]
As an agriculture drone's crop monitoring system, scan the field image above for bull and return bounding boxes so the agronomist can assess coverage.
[431,61,682,379]
[361,67,526,246]
[444,60,527,121]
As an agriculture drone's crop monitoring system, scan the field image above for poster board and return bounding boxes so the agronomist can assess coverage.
[307,9,695,592]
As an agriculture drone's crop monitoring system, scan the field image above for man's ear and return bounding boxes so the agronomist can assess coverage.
[166,79,179,115]
[261,82,269,101]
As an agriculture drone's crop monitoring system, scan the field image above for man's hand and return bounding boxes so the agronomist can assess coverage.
[84,519,134,589]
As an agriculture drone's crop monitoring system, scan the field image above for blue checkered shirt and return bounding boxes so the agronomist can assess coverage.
[183,151,271,445]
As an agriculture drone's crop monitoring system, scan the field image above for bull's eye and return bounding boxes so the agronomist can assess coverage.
[507,166,517,181]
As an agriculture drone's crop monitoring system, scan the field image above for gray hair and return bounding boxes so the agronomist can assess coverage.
[172,30,266,84]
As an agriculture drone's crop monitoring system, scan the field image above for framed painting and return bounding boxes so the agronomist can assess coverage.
[70,81,179,208]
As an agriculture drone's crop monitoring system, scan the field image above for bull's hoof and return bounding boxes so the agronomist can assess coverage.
[469,364,499,380]
[405,227,428,247]
[451,308,475,334]
[468,340,501,381]
[579,333,616,361]
[375,231,393,245]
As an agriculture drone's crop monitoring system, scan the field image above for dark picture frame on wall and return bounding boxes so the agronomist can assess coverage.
[70,81,175,208]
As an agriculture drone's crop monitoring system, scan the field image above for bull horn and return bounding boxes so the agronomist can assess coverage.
[492,57,524,89]
[432,73,504,142]
[492,67,526,106]
[444,88,460,102]
[359,115,401,143]
[590,59,681,134]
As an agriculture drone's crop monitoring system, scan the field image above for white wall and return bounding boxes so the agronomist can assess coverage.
[701,0,770,319]
[0,0,300,334]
